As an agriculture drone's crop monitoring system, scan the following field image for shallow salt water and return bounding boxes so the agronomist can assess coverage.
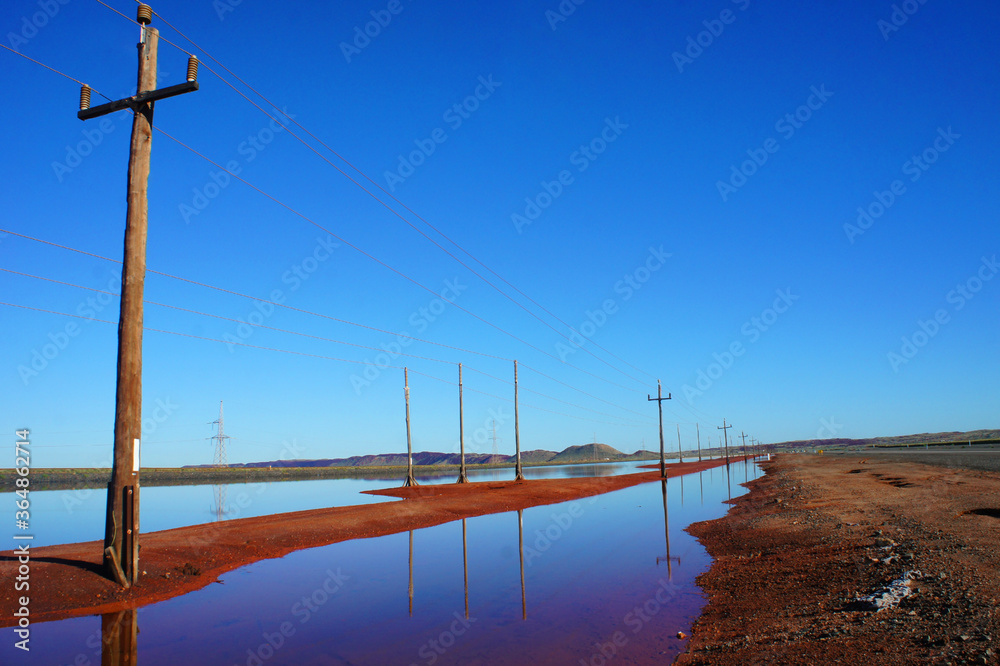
[3,460,655,548]
[0,460,762,665]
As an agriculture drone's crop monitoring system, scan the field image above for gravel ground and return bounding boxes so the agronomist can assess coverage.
[831,446,1000,473]
[678,454,1000,665]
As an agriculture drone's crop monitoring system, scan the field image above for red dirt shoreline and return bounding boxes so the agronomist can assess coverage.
[0,458,731,628]
[677,454,1000,664]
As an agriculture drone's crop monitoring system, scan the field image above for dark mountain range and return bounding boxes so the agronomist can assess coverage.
[185,442,657,469]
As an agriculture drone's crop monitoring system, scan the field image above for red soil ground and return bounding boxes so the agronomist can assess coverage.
[677,454,1000,664]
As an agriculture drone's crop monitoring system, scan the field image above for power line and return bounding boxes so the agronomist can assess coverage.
[3,263,655,426]
[1,43,649,401]
[106,0,657,389]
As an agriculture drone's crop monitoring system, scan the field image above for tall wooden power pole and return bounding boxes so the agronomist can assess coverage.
[696,423,702,462]
[457,363,468,483]
[403,368,418,487]
[78,4,199,587]
[718,419,732,467]
[647,380,671,478]
[676,424,683,464]
[513,360,524,481]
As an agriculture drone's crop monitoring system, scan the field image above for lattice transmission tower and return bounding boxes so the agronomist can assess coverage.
[209,401,232,467]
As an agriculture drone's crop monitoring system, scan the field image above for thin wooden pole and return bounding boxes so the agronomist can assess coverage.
[677,423,683,464]
[403,368,417,487]
[696,423,702,462]
[457,363,468,483]
[514,360,524,481]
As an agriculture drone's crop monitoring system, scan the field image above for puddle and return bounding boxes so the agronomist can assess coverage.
[4,461,652,548]
[1,461,763,664]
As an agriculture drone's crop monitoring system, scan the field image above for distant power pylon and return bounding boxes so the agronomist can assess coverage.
[490,419,501,462]
[209,401,232,467]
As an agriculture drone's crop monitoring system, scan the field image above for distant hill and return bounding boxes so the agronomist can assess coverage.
[774,429,1000,451]
[550,443,624,463]
[184,442,655,469]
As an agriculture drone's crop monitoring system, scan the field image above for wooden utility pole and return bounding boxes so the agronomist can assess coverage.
[647,380,671,478]
[78,4,198,587]
[513,360,524,481]
[696,423,702,462]
[740,431,748,461]
[403,368,418,487]
[457,363,468,483]
[718,419,732,467]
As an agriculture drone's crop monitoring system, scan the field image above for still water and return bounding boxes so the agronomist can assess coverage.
[13,461,653,548]
[2,461,761,665]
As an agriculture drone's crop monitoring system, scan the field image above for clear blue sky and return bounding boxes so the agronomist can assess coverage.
[2,0,998,468]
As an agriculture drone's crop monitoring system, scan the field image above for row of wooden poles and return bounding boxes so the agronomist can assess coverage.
[400,362,768,489]
[400,360,525,487]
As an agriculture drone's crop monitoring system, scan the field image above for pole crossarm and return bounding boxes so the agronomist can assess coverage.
[78,81,199,120]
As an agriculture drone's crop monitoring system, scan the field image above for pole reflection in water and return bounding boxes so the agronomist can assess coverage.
[727,463,732,501]
[655,479,680,579]
[408,529,414,617]
[101,609,137,666]
[462,518,469,620]
[517,509,526,620]
[699,469,704,506]
[680,474,684,507]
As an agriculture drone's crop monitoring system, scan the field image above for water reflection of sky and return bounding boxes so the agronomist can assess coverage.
[5,461,653,548]
[0,461,764,665]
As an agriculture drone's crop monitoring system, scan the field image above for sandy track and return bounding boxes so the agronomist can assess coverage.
[678,454,1000,664]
